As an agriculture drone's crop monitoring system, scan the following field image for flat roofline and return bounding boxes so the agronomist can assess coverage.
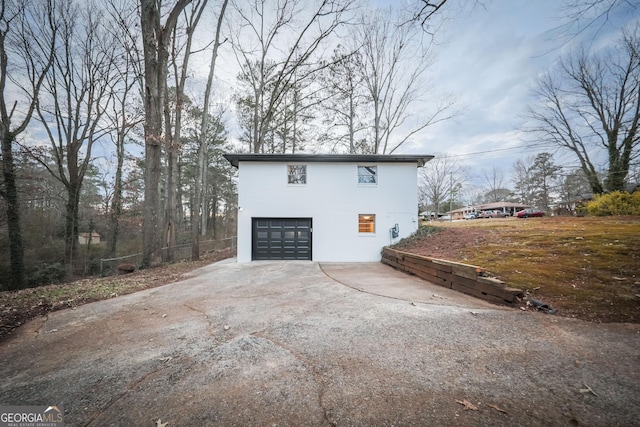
[223,153,434,168]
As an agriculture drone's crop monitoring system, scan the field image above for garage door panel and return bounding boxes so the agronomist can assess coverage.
[255,219,270,228]
[252,218,312,260]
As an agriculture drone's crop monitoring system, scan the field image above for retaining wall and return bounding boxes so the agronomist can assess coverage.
[381,247,524,305]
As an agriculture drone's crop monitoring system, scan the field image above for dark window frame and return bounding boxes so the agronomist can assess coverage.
[357,165,377,184]
[287,164,307,184]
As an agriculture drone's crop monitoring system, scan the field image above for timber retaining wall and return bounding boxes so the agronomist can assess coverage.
[382,247,524,305]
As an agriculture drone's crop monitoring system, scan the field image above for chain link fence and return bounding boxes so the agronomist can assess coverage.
[99,237,236,277]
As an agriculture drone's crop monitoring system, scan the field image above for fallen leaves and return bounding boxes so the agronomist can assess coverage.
[456,399,508,415]
[487,403,508,414]
[580,383,598,397]
[455,399,477,411]
[0,249,235,342]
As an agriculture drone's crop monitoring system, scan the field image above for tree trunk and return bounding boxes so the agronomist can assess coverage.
[0,0,57,290]
[106,129,125,259]
[349,86,355,154]
[164,90,176,262]
[1,131,25,290]
[64,153,81,271]
[191,0,228,261]
[201,162,208,237]
[164,2,205,262]
[140,0,191,267]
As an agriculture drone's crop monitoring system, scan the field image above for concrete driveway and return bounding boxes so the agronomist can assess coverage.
[1,260,639,426]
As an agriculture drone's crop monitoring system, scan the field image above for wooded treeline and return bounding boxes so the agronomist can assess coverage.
[418,151,604,216]
[1,0,453,290]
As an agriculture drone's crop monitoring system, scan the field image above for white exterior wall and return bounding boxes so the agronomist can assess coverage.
[236,161,419,262]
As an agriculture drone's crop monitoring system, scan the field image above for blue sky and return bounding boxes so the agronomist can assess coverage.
[397,0,639,186]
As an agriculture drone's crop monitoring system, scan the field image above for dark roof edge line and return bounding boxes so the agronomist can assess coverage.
[223,153,434,168]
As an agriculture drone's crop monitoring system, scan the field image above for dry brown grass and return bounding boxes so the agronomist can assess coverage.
[417,217,640,323]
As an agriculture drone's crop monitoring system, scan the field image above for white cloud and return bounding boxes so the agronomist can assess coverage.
[400,0,638,185]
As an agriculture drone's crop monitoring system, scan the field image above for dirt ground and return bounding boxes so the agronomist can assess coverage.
[399,226,491,260]
[0,249,235,342]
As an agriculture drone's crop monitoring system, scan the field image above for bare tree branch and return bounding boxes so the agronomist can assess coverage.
[1,0,57,289]
[526,22,640,193]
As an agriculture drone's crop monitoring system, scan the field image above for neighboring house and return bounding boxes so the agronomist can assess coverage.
[475,202,530,217]
[448,202,530,220]
[418,211,440,220]
[223,153,433,262]
[78,231,101,245]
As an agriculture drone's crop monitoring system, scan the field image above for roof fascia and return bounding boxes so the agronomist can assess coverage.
[223,153,434,168]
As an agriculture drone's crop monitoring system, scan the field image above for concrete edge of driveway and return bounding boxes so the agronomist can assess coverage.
[318,262,506,311]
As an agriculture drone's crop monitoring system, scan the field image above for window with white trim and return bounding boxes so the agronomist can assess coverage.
[287,165,307,184]
[358,214,375,233]
[357,166,377,184]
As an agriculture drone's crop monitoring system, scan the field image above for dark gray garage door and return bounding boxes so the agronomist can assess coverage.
[252,218,312,260]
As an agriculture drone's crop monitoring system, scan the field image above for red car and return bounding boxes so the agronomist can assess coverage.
[516,208,545,218]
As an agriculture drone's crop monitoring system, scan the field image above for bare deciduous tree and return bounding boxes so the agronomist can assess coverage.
[103,0,144,259]
[164,0,208,262]
[354,8,456,154]
[481,166,506,202]
[560,0,640,38]
[407,0,449,29]
[318,46,369,153]
[230,0,355,153]
[527,23,640,194]
[418,154,466,216]
[32,0,119,272]
[140,0,191,267]
[0,0,56,289]
[192,0,228,261]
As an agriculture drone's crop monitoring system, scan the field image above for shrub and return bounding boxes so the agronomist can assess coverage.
[27,263,67,288]
[586,191,640,216]
[0,264,13,291]
[389,225,443,249]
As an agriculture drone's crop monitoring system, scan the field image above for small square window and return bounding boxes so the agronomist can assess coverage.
[358,214,375,233]
[288,165,307,184]
[358,166,377,184]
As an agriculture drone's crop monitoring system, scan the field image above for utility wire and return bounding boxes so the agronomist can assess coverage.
[441,142,556,160]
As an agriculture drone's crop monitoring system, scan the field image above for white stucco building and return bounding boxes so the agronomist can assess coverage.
[223,154,433,262]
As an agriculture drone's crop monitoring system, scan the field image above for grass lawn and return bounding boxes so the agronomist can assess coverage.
[406,216,640,323]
